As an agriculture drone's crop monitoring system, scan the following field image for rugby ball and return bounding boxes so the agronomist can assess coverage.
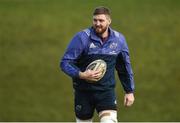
[86,59,107,81]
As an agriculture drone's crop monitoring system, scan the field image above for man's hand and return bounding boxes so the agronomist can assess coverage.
[79,69,102,82]
[124,93,135,107]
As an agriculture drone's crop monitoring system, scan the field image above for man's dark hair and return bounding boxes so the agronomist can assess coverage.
[93,6,111,17]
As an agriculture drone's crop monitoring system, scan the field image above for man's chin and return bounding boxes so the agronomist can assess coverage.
[96,31,102,34]
[95,29,104,34]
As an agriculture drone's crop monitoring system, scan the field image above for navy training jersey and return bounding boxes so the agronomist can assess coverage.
[60,27,134,93]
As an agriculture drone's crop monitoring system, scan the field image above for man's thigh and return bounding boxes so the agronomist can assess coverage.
[74,90,95,120]
[94,89,117,113]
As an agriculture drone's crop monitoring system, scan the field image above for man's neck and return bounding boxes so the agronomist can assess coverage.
[99,29,109,42]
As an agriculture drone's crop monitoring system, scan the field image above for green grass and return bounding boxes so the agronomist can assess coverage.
[0,0,180,121]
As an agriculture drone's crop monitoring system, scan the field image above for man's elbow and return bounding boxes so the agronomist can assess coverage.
[59,60,65,72]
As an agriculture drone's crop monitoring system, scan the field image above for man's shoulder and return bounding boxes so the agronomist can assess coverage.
[111,28,125,40]
[75,28,91,38]
[82,28,91,37]
[70,28,90,45]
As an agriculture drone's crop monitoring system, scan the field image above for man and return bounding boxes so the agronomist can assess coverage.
[60,6,135,123]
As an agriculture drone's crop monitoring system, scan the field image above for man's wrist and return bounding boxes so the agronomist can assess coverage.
[125,90,134,94]
[79,71,85,79]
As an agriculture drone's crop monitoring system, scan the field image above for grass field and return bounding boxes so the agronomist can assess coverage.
[0,0,180,121]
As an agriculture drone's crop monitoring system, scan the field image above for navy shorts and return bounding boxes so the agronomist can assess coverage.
[74,89,117,120]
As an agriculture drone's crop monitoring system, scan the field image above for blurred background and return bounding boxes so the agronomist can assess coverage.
[0,0,179,121]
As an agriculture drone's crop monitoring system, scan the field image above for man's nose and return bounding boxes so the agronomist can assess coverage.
[96,21,100,26]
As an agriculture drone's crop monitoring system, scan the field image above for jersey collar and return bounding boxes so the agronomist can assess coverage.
[90,27,116,44]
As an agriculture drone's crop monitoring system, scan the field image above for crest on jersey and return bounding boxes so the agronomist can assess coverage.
[109,42,117,49]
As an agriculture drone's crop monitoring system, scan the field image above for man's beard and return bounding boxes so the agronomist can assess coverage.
[93,25,108,35]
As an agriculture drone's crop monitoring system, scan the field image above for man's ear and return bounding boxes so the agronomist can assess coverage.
[106,15,111,25]
[109,18,112,25]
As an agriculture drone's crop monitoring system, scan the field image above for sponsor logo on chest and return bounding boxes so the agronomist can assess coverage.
[89,42,97,49]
